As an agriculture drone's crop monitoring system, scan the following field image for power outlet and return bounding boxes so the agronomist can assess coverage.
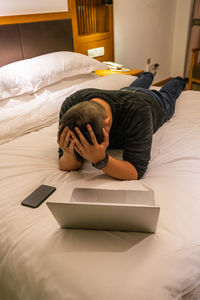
[146,63,159,72]
[88,47,105,58]
[146,63,155,72]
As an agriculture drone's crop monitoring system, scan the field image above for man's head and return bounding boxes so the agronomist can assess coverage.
[60,101,107,160]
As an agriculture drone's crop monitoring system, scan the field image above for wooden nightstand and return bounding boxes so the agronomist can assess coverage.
[94,68,143,77]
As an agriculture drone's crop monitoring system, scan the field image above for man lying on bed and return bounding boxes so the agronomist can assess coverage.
[57,72,186,180]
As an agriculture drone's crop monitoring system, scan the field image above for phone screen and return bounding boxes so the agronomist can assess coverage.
[21,185,56,208]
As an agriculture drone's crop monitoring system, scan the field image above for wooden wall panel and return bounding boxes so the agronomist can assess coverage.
[73,0,114,61]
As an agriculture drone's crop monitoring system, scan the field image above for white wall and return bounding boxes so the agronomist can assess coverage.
[113,0,194,82]
[0,0,68,16]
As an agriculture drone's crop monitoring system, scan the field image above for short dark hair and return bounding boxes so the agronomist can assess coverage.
[60,101,106,161]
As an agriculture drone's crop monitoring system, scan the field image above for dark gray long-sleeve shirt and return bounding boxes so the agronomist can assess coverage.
[59,88,166,179]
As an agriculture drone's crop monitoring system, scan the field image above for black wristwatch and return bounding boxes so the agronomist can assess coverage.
[92,153,109,170]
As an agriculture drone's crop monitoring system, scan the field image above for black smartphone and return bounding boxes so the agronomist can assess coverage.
[21,185,56,208]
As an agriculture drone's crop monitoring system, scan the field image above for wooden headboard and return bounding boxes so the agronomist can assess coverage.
[0,0,114,66]
[0,19,74,67]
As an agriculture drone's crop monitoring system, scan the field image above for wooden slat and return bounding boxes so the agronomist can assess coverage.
[0,12,71,25]
[75,0,109,36]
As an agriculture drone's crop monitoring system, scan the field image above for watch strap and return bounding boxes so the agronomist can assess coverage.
[92,153,109,170]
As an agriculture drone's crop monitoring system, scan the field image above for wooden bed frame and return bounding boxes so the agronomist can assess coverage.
[0,0,114,63]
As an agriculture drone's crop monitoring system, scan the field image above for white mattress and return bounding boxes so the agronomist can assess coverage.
[0,73,200,300]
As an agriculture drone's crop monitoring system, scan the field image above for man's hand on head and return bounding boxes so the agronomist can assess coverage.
[71,124,109,164]
[57,125,75,155]
[57,124,82,171]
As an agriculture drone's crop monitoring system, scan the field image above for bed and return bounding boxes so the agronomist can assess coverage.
[1,19,200,300]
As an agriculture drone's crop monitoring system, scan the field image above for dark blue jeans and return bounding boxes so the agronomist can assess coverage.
[121,72,186,120]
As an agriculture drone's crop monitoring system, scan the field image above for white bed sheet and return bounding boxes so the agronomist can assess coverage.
[0,75,200,300]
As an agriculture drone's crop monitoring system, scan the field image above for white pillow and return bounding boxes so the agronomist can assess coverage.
[0,51,106,100]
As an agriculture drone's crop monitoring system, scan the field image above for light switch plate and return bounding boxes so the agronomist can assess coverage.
[88,47,104,58]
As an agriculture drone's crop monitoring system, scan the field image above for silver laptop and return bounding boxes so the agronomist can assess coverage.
[46,188,160,233]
